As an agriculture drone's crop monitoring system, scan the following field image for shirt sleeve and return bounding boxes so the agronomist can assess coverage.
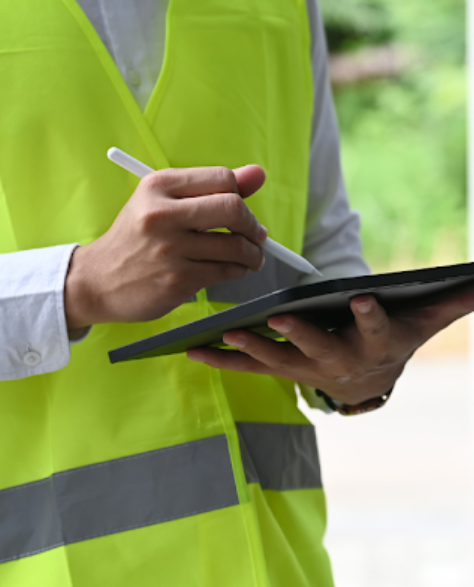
[0,244,85,381]
[301,0,370,284]
[297,1,370,412]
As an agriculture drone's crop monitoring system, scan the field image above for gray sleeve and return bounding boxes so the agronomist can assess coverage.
[301,0,370,283]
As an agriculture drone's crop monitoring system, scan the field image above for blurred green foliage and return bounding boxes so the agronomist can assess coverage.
[319,0,467,270]
[320,0,393,50]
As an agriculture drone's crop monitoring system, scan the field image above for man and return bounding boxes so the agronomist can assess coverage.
[1,1,473,585]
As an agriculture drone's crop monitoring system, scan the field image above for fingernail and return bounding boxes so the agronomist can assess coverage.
[355,301,372,314]
[270,318,293,334]
[257,224,268,243]
[258,255,266,271]
[187,350,205,362]
[223,334,247,349]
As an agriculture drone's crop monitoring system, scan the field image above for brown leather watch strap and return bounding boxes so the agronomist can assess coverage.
[315,388,394,416]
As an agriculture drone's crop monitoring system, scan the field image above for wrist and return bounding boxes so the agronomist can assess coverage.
[64,245,100,330]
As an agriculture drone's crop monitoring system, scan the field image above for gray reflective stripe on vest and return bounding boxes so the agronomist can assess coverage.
[237,422,322,490]
[0,435,237,565]
[0,423,321,565]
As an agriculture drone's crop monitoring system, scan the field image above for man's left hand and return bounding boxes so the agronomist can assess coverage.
[187,283,474,406]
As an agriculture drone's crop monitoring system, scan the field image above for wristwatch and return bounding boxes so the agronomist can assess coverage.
[315,387,394,416]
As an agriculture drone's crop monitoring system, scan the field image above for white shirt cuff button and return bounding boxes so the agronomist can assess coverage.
[23,350,42,367]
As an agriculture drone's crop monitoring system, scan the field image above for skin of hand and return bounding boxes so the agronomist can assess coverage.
[65,165,267,330]
[187,283,474,405]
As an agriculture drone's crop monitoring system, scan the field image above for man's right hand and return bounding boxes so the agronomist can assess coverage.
[64,165,267,330]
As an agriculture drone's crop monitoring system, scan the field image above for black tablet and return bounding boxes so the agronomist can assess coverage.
[109,262,474,364]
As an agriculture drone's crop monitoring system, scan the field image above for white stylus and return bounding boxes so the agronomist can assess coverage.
[107,147,323,277]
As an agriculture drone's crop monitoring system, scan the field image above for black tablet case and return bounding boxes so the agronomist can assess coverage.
[109,262,474,364]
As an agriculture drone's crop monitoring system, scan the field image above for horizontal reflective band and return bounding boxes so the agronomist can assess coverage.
[237,422,322,490]
[0,435,238,565]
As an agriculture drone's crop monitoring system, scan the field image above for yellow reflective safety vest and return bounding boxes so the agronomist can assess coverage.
[0,1,335,586]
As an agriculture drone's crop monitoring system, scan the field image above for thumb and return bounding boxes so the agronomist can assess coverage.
[233,165,266,199]
[350,295,391,346]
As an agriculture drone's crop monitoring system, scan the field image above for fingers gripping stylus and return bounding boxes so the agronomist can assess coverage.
[107,147,323,278]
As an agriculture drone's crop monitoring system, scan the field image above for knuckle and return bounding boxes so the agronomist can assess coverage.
[138,203,173,231]
[162,269,187,290]
[140,171,163,191]
[224,192,245,219]
[216,166,236,190]
[153,239,174,260]
[141,168,177,192]
[138,173,157,192]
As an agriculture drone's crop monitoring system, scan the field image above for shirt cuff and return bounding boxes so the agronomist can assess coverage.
[0,244,82,380]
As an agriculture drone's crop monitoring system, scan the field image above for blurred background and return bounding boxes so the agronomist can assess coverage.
[321,0,466,272]
[304,1,474,585]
